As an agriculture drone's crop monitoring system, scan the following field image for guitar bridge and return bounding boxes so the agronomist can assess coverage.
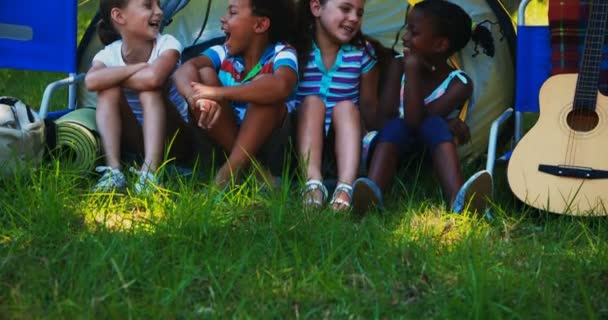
[538,164,608,179]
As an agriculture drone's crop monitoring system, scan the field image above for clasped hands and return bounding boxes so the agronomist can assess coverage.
[188,82,223,129]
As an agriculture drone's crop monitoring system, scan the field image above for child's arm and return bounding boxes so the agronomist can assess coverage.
[174,55,217,107]
[376,56,403,127]
[120,49,180,91]
[425,77,472,118]
[402,53,427,128]
[359,64,380,131]
[85,61,148,92]
[190,66,297,105]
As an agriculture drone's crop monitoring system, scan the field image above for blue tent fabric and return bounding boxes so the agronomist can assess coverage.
[0,0,77,73]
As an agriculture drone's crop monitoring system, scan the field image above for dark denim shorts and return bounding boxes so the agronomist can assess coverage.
[369,115,454,159]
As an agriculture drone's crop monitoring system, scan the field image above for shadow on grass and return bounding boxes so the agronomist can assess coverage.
[1,159,608,319]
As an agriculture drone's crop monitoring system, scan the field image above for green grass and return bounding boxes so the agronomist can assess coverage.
[2,0,608,318]
[1,161,608,318]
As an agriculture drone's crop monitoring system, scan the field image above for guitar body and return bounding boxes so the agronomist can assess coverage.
[508,74,608,215]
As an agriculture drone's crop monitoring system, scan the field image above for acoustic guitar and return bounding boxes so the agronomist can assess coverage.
[508,1,608,215]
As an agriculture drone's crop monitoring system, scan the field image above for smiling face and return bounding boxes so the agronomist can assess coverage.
[116,0,163,40]
[401,8,447,57]
[220,0,261,56]
[312,0,365,45]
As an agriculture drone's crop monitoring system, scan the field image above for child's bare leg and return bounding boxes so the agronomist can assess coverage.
[367,142,400,192]
[96,87,127,169]
[296,96,326,204]
[215,103,287,186]
[297,96,326,181]
[139,91,167,172]
[163,97,193,162]
[431,142,463,204]
[331,100,361,209]
[417,115,463,205]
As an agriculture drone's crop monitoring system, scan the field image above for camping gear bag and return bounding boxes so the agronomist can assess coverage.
[0,96,45,175]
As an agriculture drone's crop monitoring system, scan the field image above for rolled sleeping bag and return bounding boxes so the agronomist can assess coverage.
[54,108,101,172]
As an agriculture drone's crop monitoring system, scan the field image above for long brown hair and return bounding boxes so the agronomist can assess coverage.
[97,0,129,45]
[292,0,370,76]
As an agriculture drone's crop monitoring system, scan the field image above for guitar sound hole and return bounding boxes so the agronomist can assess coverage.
[567,109,599,132]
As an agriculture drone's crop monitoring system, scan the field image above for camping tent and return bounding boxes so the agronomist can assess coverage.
[76,0,515,160]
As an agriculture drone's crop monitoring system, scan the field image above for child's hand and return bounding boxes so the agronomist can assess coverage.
[190,82,222,101]
[448,118,470,144]
[193,98,222,130]
[403,48,434,73]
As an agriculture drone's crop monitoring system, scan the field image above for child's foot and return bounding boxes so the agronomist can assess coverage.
[130,167,161,195]
[451,170,492,214]
[214,165,235,189]
[255,168,281,192]
[92,166,127,192]
[303,180,328,208]
[329,183,353,211]
[352,177,384,215]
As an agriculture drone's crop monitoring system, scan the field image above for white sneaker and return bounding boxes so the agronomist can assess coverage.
[93,166,127,192]
[452,170,493,214]
[130,167,161,195]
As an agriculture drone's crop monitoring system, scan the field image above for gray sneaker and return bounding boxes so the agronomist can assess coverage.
[452,170,492,214]
[93,166,127,192]
[130,167,161,195]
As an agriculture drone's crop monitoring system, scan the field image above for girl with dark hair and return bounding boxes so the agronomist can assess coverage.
[85,0,191,194]
[352,0,496,215]
[293,0,380,211]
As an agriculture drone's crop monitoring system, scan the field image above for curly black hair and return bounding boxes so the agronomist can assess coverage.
[250,0,295,44]
[414,0,495,57]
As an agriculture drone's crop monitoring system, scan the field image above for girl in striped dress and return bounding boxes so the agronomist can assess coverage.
[293,0,379,211]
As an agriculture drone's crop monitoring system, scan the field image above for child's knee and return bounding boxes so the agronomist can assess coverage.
[297,96,326,117]
[419,116,453,149]
[331,100,358,120]
[376,119,411,148]
[300,95,325,108]
[97,86,122,102]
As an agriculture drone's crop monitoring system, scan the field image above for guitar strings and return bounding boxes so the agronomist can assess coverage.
[565,2,607,167]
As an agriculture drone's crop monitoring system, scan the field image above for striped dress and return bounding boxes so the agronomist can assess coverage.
[296,41,376,132]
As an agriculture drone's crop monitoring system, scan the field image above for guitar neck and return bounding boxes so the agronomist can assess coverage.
[574,1,608,110]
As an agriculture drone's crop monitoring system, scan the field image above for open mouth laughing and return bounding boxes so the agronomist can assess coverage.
[149,20,161,30]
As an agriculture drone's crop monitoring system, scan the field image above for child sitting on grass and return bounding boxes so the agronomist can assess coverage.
[85,0,192,194]
[351,0,495,214]
[293,0,380,211]
[174,0,298,188]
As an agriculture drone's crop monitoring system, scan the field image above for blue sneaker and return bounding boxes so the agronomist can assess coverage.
[352,177,384,215]
[452,170,492,214]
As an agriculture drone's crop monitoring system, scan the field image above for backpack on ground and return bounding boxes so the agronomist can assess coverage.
[0,96,45,176]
